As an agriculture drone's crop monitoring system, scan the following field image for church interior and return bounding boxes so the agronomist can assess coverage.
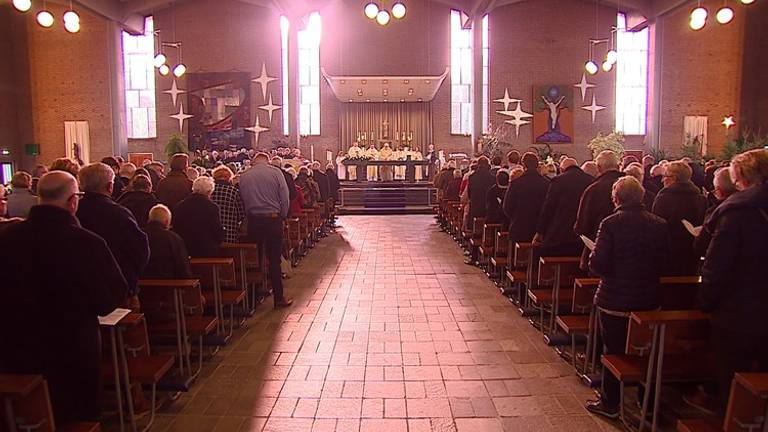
[1,0,767,431]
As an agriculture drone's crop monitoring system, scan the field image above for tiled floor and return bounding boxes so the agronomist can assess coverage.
[150,215,621,431]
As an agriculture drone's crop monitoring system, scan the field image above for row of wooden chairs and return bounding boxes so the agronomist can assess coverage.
[435,203,763,432]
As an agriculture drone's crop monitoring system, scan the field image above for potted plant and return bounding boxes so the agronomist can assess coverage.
[587,131,626,158]
[164,134,189,161]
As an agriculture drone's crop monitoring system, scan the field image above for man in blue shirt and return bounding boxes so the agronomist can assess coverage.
[239,153,293,308]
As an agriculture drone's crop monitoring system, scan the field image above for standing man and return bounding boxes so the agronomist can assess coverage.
[239,153,293,309]
[365,143,380,181]
[347,141,363,181]
[0,171,128,423]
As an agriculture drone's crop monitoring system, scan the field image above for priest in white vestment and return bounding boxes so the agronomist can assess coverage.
[413,148,424,181]
[347,141,363,180]
[335,151,347,180]
[393,146,405,180]
[364,144,379,181]
[379,143,394,181]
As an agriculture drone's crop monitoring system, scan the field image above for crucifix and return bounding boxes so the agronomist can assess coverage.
[381,119,389,139]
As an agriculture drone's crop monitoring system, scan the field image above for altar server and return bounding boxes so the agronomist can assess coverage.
[365,144,380,181]
[379,143,394,181]
[347,141,363,180]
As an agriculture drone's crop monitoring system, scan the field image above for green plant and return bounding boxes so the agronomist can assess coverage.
[719,130,767,161]
[164,134,189,161]
[681,133,704,161]
[648,147,670,162]
[587,132,625,158]
[528,143,563,163]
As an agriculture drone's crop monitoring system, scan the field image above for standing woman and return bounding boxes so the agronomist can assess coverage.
[210,165,246,243]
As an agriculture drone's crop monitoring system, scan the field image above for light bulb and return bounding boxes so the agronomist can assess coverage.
[159,64,170,76]
[364,3,379,19]
[376,9,390,25]
[153,53,167,68]
[585,61,599,75]
[606,49,618,65]
[36,10,55,28]
[173,63,187,77]
[716,7,734,24]
[64,20,80,33]
[63,10,80,23]
[740,0,754,4]
[602,61,614,72]
[392,2,407,19]
[691,7,708,22]
[690,17,706,30]
[12,0,32,12]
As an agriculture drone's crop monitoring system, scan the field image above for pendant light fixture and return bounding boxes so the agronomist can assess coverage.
[12,0,32,12]
[690,1,708,30]
[392,2,407,19]
[716,1,734,24]
[63,1,80,33]
[365,1,405,26]
[37,0,55,28]
[585,0,600,75]
[364,2,379,19]
[376,9,391,25]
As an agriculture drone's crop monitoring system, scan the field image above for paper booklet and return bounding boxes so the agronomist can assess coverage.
[682,219,703,237]
[580,235,596,251]
[98,308,132,326]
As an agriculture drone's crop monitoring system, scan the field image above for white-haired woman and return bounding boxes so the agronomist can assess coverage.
[210,165,245,243]
[172,176,224,257]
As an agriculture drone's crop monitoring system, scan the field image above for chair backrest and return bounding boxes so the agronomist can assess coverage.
[537,258,581,289]
[572,278,599,313]
[660,277,702,310]
[482,224,500,248]
[494,232,508,258]
[725,373,768,432]
[0,375,56,432]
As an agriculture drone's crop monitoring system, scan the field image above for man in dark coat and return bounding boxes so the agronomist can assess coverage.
[0,171,127,423]
[585,176,670,419]
[102,156,125,200]
[574,150,625,269]
[77,162,150,298]
[173,176,224,258]
[117,174,159,228]
[698,149,768,413]
[271,157,297,204]
[503,152,550,243]
[326,164,341,202]
[142,204,193,279]
[652,160,707,275]
[693,167,737,257]
[534,157,594,257]
[485,170,510,227]
[312,161,330,202]
[156,153,193,210]
[467,156,496,228]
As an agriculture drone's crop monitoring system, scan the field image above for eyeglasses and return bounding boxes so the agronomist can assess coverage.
[69,192,85,200]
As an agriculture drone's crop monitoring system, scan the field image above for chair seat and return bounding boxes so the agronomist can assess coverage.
[490,257,508,267]
[527,288,574,305]
[478,246,494,257]
[103,355,175,384]
[148,315,218,338]
[676,418,722,432]
[59,422,102,432]
[555,315,590,335]
[506,270,526,283]
[469,238,481,247]
[221,289,247,306]
[602,353,716,384]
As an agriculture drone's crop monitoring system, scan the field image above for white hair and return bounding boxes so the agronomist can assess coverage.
[595,150,619,172]
[148,204,172,228]
[78,162,115,194]
[119,162,136,178]
[192,176,215,196]
[612,176,645,206]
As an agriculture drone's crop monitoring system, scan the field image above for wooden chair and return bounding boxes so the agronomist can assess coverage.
[505,242,534,306]
[488,231,509,280]
[466,217,485,264]
[190,257,246,341]
[220,243,265,316]
[601,310,713,431]
[678,373,768,432]
[526,256,581,335]
[478,223,501,273]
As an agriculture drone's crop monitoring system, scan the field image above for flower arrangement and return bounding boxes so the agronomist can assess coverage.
[587,131,626,158]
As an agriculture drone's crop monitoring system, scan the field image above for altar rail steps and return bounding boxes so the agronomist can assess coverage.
[338,185,436,215]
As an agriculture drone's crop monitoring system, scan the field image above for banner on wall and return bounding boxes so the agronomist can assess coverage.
[187,72,252,152]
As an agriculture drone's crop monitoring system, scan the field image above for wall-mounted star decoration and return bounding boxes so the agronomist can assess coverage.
[493,88,521,111]
[258,94,282,124]
[170,104,194,131]
[722,116,735,129]
[163,80,186,107]
[252,63,277,100]
[245,116,269,144]
[581,94,606,123]
[574,73,595,102]
[498,101,533,138]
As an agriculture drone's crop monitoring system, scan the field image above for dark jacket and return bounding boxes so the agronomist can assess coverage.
[117,190,159,228]
[698,182,768,334]
[326,169,341,201]
[111,176,126,200]
[313,170,330,201]
[574,170,624,268]
[644,175,663,195]
[142,221,192,279]
[281,168,298,203]
[503,170,550,243]
[0,205,127,422]
[445,178,461,201]
[76,192,150,297]
[467,166,496,220]
[485,185,509,226]
[173,193,224,258]
[589,203,670,311]
[156,170,192,210]
[536,166,594,255]
[693,197,723,258]
[652,181,707,275]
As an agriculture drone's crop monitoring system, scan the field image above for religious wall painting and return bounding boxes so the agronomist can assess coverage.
[532,85,574,144]
[187,72,252,152]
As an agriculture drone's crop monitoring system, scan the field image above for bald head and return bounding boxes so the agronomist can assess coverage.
[38,171,81,214]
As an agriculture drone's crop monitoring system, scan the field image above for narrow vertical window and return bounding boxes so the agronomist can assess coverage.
[280,16,290,136]
[298,12,321,136]
[122,16,156,139]
[615,13,649,135]
[481,14,489,134]
[450,10,472,135]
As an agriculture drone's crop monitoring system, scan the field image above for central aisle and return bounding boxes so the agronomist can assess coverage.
[155,215,619,432]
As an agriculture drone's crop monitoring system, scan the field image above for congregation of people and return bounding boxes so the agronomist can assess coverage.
[0,150,340,426]
[435,147,768,423]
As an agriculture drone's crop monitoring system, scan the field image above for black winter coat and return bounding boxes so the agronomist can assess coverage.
[699,182,768,335]
[77,192,150,297]
[536,166,594,254]
[574,170,624,268]
[589,203,670,311]
[0,205,127,422]
[142,221,192,279]
[173,193,224,258]
[313,170,330,201]
[281,168,298,203]
[156,170,192,211]
[485,185,508,226]
[652,181,707,275]
[326,169,341,201]
[468,166,496,220]
[118,190,159,228]
[503,170,550,243]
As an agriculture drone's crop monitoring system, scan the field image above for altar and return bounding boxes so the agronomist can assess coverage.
[342,158,431,182]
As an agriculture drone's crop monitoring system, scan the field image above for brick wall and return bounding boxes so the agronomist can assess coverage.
[657,0,745,158]
[26,4,116,166]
